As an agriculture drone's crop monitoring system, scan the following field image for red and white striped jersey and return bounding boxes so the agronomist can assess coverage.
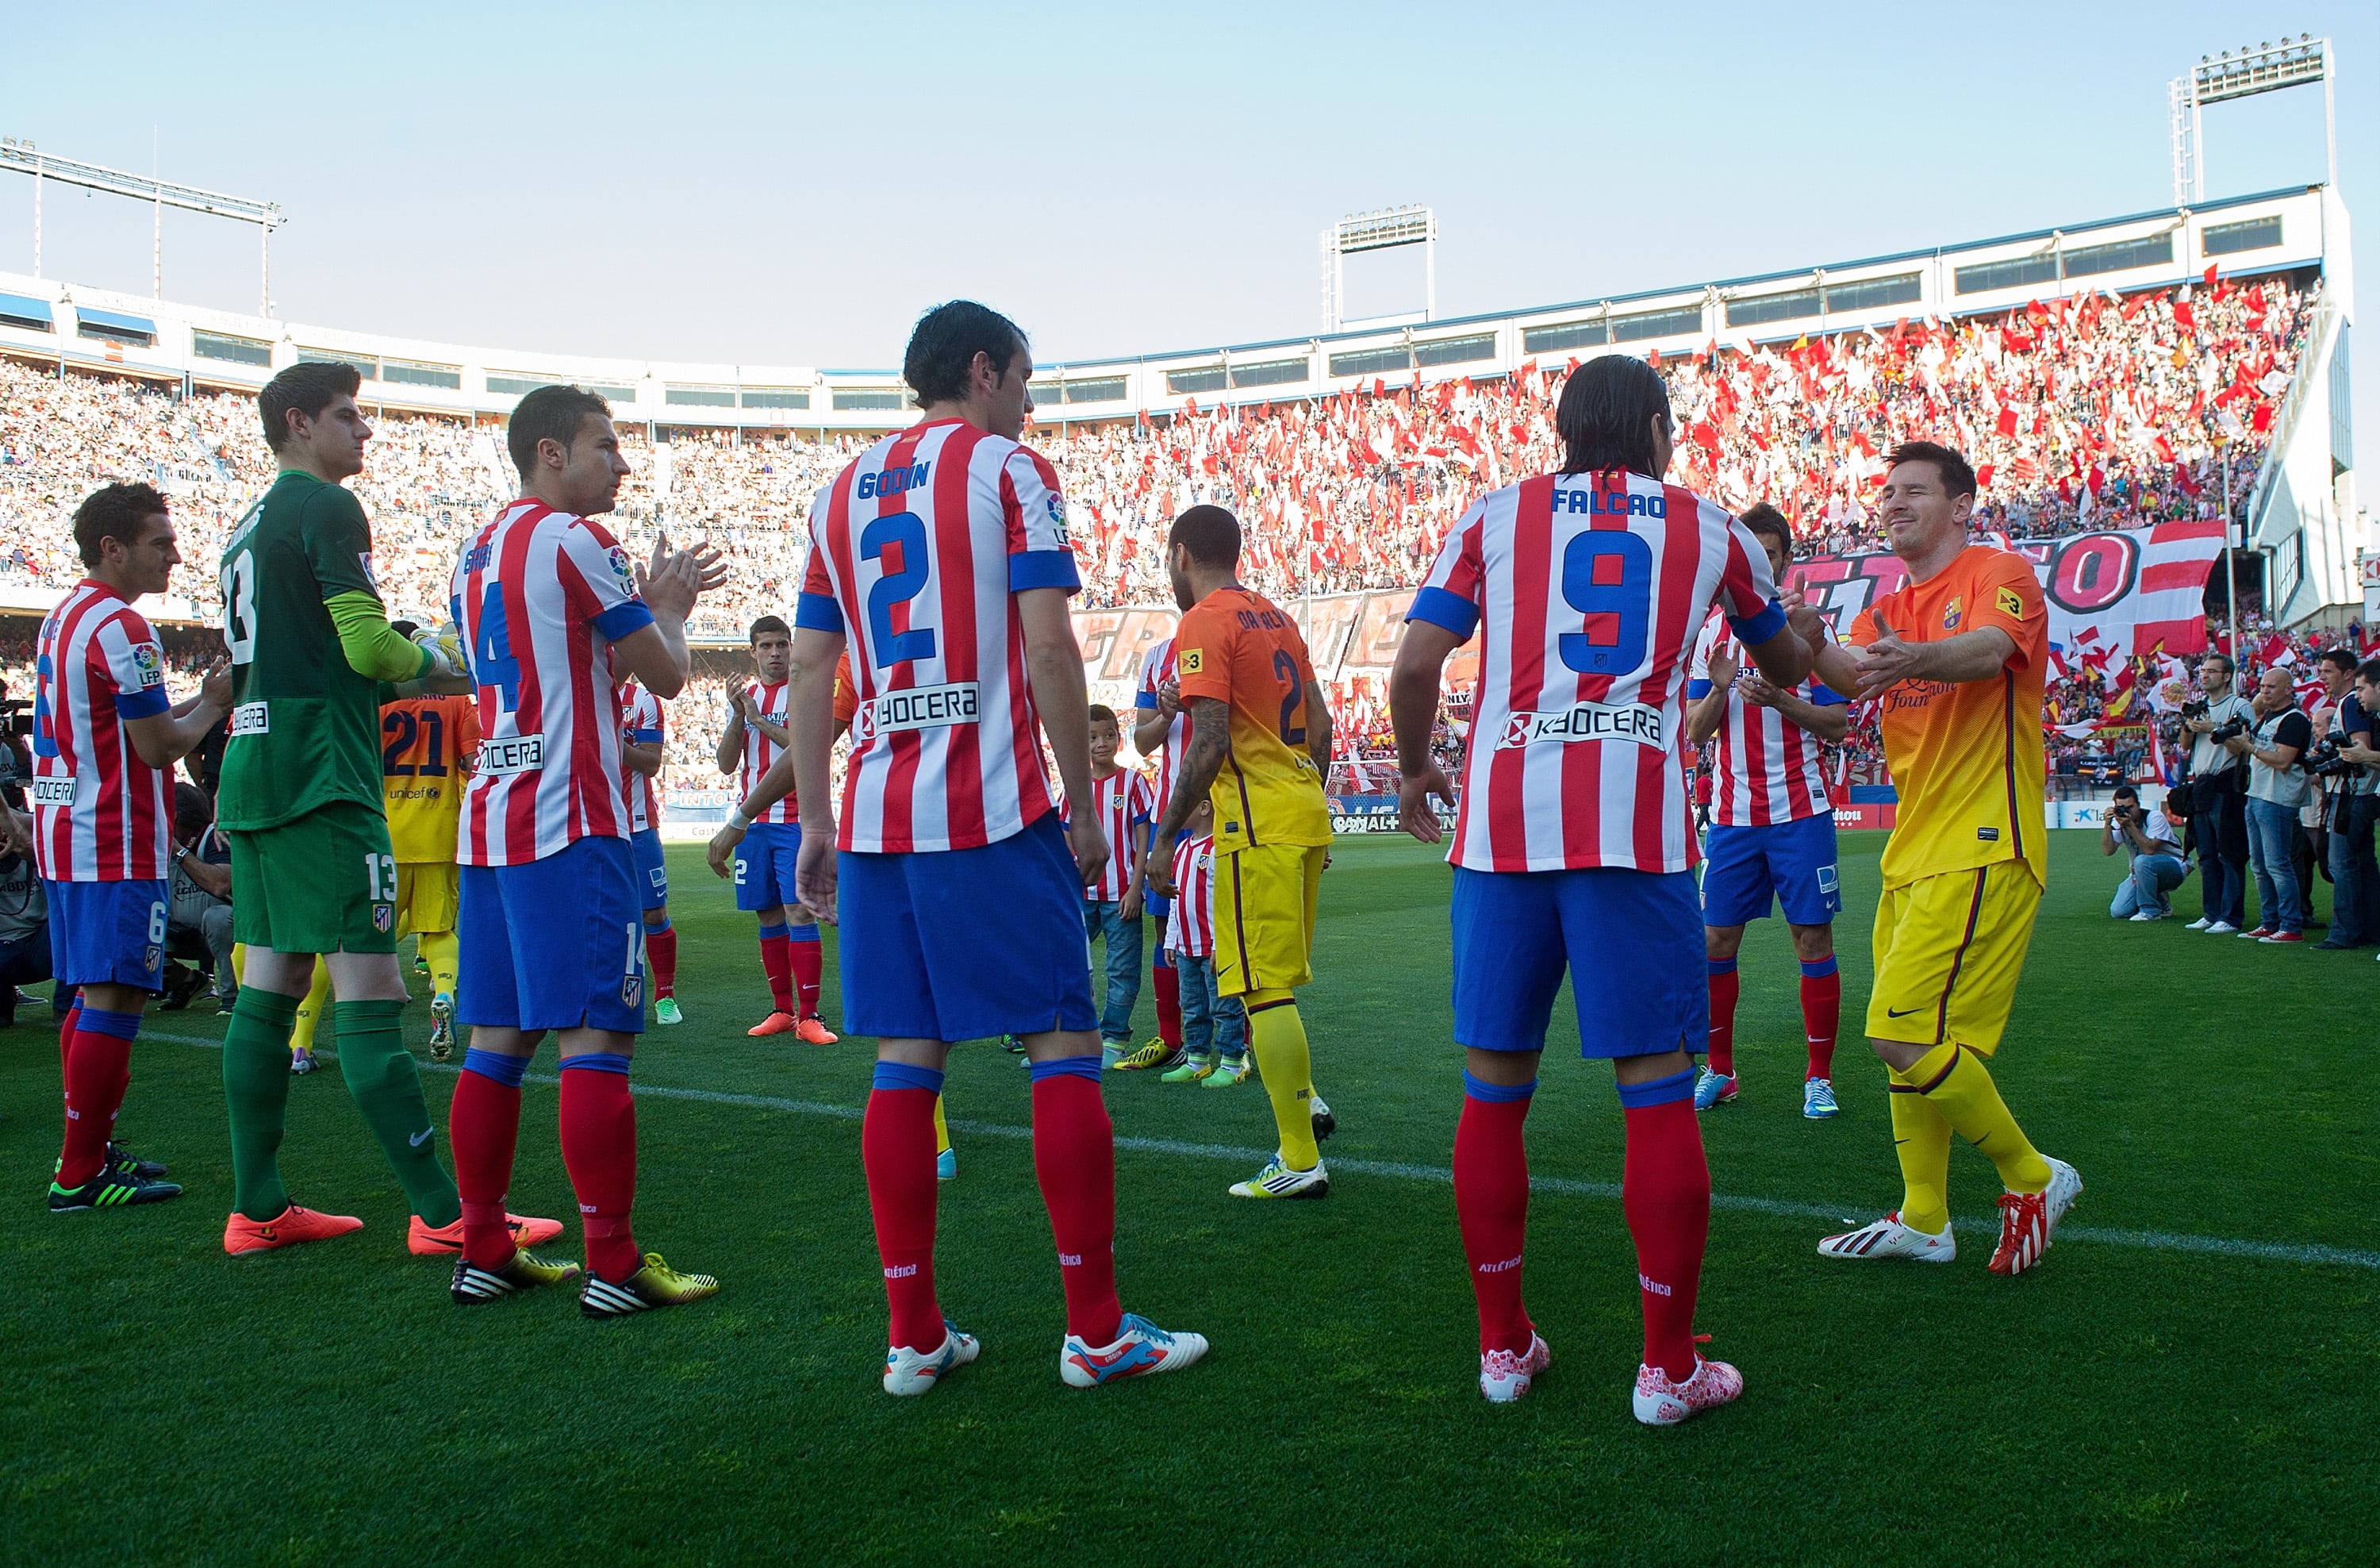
[449,499,654,867]
[1065,767,1153,901]
[1165,833,1217,958]
[1689,610,1842,827]
[796,418,1081,854]
[1406,470,1782,874]
[620,681,663,835]
[1134,637,1188,821]
[734,679,796,824]
[30,581,175,882]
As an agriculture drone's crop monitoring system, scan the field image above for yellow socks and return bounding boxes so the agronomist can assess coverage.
[417,930,460,997]
[1246,991,1319,1170]
[1887,1064,1953,1236]
[290,959,332,1055]
[934,1094,950,1158]
[1906,1043,2052,1197]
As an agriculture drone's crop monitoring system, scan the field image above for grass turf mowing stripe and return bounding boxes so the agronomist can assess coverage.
[147,1028,2380,1274]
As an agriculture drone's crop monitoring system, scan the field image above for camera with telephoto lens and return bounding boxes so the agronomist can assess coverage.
[2209,716,2251,744]
[2305,743,2358,779]
[2180,698,2210,721]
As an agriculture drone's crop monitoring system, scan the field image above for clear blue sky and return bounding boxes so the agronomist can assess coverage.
[6,2,2374,471]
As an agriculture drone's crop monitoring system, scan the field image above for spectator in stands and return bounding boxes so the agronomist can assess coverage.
[2312,650,2378,951]
[2101,786,2188,920]
[2229,666,2312,943]
[2181,652,2255,933]
[0,829,47,1029]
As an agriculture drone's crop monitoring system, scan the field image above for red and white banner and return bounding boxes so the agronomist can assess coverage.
[1069,521,2225,686]
[1786,519,2226,662]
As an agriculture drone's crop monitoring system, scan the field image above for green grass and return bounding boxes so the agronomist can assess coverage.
[4,832,2376,1566]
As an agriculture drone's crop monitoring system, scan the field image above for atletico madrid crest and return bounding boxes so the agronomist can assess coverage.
[372,903,395,933]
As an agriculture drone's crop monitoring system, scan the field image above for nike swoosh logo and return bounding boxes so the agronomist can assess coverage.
[1885,1006,1921,1017]
[409,1129,434,1147]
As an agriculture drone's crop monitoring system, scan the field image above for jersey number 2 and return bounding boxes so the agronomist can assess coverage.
[862,512,936,667]
[1557,532,1653,675]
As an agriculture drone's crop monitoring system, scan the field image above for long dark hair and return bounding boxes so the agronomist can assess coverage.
[1556,355,1672,477]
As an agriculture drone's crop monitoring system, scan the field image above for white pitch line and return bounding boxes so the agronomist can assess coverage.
[144,1031,2380,1272]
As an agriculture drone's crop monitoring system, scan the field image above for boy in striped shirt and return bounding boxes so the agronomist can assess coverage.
[1157,800,1250,1085]
[1075,705,1154,1069]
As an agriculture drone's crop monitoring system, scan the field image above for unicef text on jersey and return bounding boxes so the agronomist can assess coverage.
[1496,700,1665,749]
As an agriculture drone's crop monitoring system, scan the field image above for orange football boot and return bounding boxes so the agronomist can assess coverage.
[747,1010,800,1037]
[408,1212,566,1256]
[223,1203,365,1256]
[793,1017,840,1044]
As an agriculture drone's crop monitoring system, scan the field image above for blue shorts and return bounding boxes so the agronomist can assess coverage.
[1701,814,1842,928]
[734,821,801,913]
[631,828,669,913]
[458,836,645,1034]
[44,878,168,991]
[1451,866,1704,1058]
[836,812,1098,1043]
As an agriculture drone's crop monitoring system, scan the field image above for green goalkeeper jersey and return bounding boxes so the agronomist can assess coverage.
[216,470,391,832]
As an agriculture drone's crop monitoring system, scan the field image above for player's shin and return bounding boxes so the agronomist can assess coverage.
[1887,1063,1954,1236]
[1246,993,1320,1170]
[757,920,794,1014]
[223,987,301,1220]
[417,930,461,999]
[863,1062,946,1352]
[788,924,823,1020]
[1029,1057,1123,1347]
[1704,960,1738,1079]
[334,1000,462,1228]
[1454,1071,1535,1355]
[451,1051,528,1270]
[58,1007,140,1189]
[559,1054,640,1281]
[1908,1043,2052,1194]
[643,920,677,999]
[1618,1066,1709,1384]
[1800,959,1841,1080]
[1151,954,1181,1051]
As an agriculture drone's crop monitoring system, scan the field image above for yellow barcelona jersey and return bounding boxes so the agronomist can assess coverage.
[1173,586,1332,855]
[381,694,478,863]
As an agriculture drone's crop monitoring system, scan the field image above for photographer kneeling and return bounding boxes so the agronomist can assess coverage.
[2102,786,2189,920]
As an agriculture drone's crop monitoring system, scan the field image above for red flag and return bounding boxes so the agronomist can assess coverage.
[1996,407,2019,437]
[2172,298,2195,330]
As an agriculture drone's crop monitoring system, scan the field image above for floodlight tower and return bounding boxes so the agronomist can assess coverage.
[2169,35,2335,206]
[0,137,288,314]
[1320,206,1437,332]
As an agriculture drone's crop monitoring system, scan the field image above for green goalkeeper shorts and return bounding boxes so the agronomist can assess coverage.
[228,800,402,955]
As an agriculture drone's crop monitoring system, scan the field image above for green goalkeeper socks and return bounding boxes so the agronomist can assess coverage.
[224,987,300,1221]
[333,999,462,1228]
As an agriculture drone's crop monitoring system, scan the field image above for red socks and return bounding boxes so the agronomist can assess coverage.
[645,924,678,1000]
[1801,958,1841,1081]
[559,1057,639,1282]
[1152,963,1182,1050]
[57,1007,137,1188]
[758,923,794,1015]
[1704,959,1738,1079]
[863,1064,946,1353]
[450,1055,526,1270]
[789,930,823,1020]
[58,997,80,1082]
[1620,1073,1710,1382]
[1029,1059,1123,1347]
[1453,1075,1535,1355]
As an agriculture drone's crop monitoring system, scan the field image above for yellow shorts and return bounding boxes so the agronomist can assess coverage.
[394,861,459,938]
[1213,843,1326,997]
[1867,859,2041,1055]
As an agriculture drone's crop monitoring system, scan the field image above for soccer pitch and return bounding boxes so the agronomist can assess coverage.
[5,831,2374,1564]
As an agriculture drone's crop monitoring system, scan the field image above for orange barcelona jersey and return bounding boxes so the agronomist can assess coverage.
[381,694,480,863]
[1173,586,1331,855]
[1851,544,2048,890]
